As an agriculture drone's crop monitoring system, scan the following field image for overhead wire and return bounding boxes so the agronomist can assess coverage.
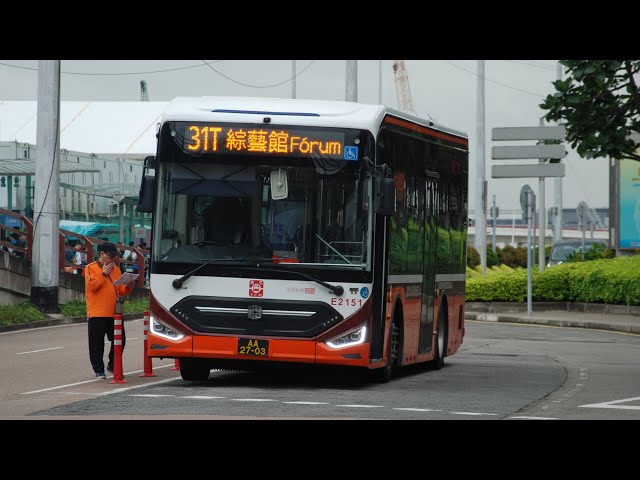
[441,60,548,97]
[1,60,316,89]
[0,60,225,76]
[200,60,316,88]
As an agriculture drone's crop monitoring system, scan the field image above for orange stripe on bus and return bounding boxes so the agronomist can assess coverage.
[384,116,468,147]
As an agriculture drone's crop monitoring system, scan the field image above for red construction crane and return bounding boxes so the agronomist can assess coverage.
[393,60,415,113]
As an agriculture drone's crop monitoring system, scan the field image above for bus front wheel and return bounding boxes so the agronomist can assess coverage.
[180,358,211,381]
[372,317,400,383]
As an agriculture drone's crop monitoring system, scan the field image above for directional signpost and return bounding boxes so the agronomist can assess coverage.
[492,126,566,141]
[492,144,566,160]
[492,164,565,178]
[492,125,567,277]
[520,185,535,316]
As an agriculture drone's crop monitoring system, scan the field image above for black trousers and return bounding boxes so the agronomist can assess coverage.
[88,317,126,372]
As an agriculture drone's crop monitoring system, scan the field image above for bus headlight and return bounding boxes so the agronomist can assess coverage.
[150,316,185,341]
[325,324,367,349]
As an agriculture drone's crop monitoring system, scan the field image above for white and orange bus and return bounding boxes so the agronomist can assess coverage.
[138,96,469,382]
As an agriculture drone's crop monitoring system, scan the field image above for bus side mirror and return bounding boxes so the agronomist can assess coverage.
[373,175,395,216]
[144,155,157,169]
[137,175,156,213]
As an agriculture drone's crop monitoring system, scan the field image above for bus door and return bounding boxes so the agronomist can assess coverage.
[418,171,439,354]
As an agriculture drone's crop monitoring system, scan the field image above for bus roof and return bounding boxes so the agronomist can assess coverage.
[160,96,468,142]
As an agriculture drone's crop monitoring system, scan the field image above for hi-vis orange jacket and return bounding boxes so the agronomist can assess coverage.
[84,260,135,318]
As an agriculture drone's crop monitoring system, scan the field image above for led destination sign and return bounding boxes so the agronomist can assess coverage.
[183,124,347,160]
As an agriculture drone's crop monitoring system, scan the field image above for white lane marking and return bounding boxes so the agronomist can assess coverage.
[509,416,559,420]
[95,378,179,396]
[579,396,640,410]
[450,411,498,416]
[16,347,64,355]
[128,395,496,416]
[393,407,443,412]
[130,394,175,398]
[22,364,177,394]
[335,404,385,408]
[231,398,278,402]
[50,391,108,396]
[182,396,227,400]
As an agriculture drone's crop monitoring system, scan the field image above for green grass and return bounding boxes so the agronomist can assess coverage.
[0,302,46,326]
[1,298,151,328]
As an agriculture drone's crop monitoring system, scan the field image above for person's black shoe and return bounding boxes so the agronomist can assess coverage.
[107,363,113,373]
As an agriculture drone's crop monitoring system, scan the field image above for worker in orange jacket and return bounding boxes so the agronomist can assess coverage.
[84,242,136,379]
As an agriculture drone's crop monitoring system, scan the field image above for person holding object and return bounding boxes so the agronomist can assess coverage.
[84,242,136,379]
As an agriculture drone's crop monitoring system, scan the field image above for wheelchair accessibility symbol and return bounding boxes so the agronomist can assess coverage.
[344,146,358,161]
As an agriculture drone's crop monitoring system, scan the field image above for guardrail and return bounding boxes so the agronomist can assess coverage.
[0,208,148,288]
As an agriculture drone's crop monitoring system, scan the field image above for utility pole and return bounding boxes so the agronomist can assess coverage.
[346,60,357,102]
[526,189,534,316]
[291,60,297,99]
[378,60,382,104]
[31,60,61,313]
[140,80,149,102]
[538,116,546,272]
[554,61,563,243]
[491,194,497,253]
[475,60,487,275]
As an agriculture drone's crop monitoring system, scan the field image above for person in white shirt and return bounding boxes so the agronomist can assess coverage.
[122,241,137,272]
[74,243,87,274]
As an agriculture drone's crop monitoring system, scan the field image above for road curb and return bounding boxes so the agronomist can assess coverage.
[465,312,640,335]
[0,313,144,333]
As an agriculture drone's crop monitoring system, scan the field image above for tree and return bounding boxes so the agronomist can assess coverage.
[540,60,640,162]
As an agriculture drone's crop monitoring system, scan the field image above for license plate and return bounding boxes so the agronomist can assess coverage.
[237,338,269,357]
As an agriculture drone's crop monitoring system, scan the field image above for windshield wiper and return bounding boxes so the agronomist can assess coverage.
[232,266,344,297]
[274,268,344,297]
[172,258,217,289]
[172,261,344,296]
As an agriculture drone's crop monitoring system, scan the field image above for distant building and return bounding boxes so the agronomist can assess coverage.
[0,101,165,242]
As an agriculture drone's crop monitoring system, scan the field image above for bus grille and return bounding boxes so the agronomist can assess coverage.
[170,296,343,338]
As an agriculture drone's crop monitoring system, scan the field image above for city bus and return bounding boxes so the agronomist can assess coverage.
[138,96,469,382]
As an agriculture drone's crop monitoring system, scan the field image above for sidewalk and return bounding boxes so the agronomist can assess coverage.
[465,302,640,335]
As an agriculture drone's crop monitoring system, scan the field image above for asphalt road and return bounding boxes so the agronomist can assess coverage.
[2,318,639,420]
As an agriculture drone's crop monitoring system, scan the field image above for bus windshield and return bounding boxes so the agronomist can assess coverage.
[153,130,372,271]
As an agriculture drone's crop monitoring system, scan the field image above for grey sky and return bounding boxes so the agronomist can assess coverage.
[0,59,610,212]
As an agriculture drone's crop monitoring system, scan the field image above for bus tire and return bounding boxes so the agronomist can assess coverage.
[372,316,400,383]
[180,358,211,381]
[430,308,447,370]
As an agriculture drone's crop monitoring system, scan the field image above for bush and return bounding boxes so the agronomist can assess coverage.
[1,296,151,328]
[61,301,87,318]
[466,254,640,306]
[60,297,150,318]
[467,245,480,268]
[466,269,530,302]
[499,245,524,268]
[0,302,46,326]
[486,246,499,268]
